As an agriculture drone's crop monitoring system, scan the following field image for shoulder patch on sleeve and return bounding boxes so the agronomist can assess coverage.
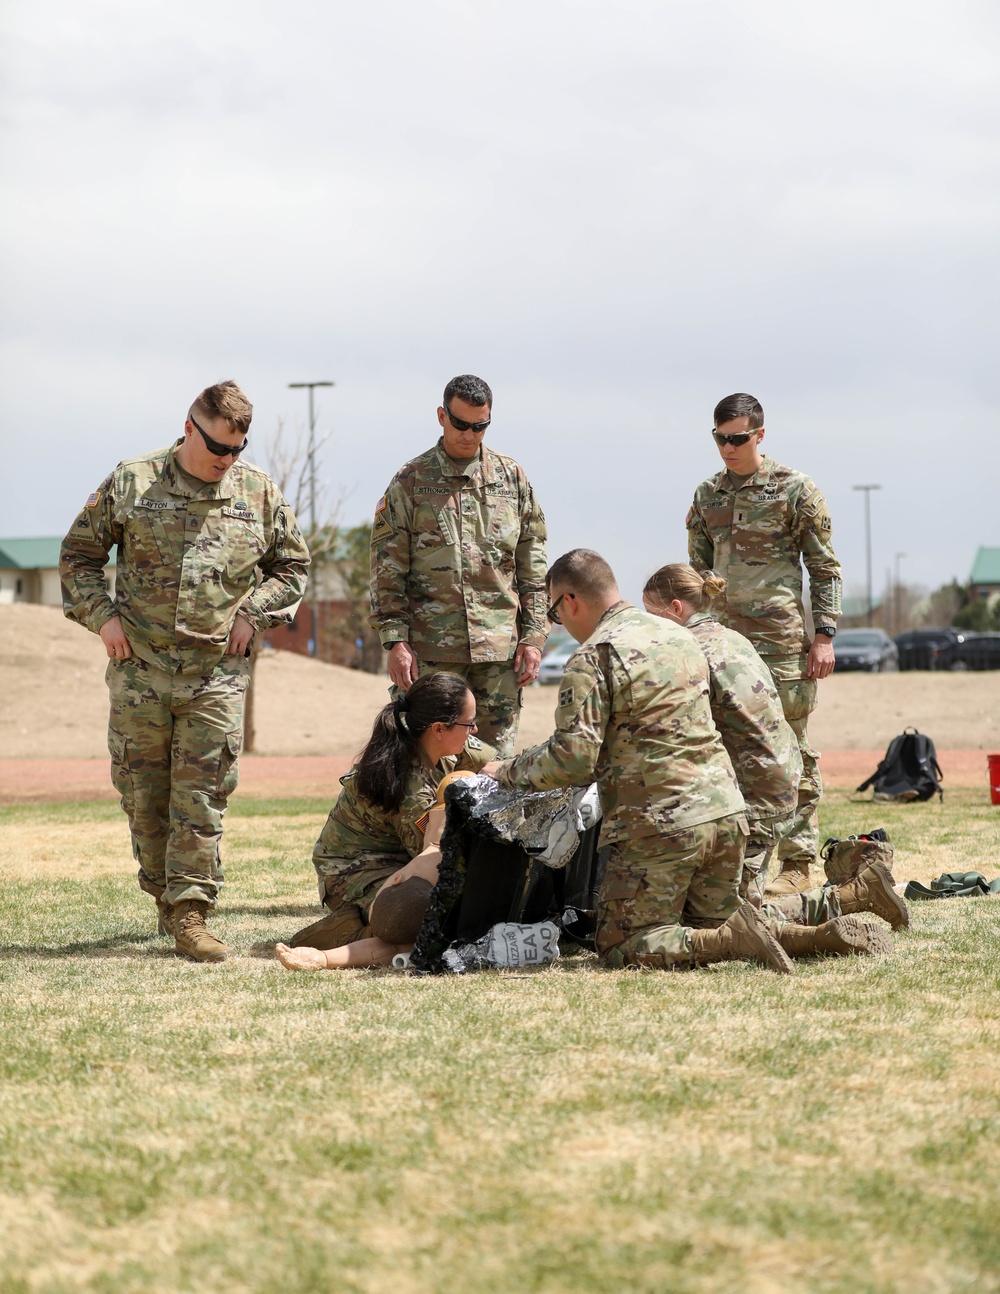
[559,685,575,708]
[371,500,394,546]
[466,735,483,750]
[86,490,101,507]
[414,808,430,836]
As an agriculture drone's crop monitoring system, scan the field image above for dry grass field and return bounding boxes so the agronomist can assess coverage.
[2,788,1000,1294]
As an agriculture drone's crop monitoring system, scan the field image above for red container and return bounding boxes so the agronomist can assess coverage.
[989,753,1000,806]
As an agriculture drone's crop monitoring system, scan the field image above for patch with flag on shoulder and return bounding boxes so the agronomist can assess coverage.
[414,808,431,836]
[86,490,101,507]
[370,494,393,545]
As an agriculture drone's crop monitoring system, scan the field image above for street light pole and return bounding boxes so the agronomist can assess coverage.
[289,380,334,657]
[288,381,334,532]
[852,484,882,626]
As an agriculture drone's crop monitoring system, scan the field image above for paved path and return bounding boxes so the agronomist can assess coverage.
[0,750,992,805]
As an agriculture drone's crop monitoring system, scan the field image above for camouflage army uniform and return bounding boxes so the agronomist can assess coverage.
[60,441,309,907]
[684,610,802,899]
[369,439,547,756]
[687,456,842,866]
[495,603,747,969]
[312,737,495,946]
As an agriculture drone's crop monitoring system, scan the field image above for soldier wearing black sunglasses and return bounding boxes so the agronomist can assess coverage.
[59,380,310,963]
[685,392,842,900]
[369,374,548,756]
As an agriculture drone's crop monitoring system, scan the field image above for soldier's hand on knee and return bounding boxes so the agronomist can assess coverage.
[99,615,132,660]
[387,642,418,689]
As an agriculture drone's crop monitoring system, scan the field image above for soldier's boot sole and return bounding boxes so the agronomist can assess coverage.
[838,861,910,931]
[690,903,795,975]
[173,900,229,963]
[764,863,813,898]
[776,914,893,958]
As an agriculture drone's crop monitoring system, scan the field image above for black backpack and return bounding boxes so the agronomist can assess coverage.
[855,727,943,802]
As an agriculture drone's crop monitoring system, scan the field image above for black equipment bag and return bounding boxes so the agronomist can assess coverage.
[410,780,605,973]
[855,727,943,802]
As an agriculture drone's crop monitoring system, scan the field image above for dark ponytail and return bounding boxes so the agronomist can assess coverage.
[354,672,472,813]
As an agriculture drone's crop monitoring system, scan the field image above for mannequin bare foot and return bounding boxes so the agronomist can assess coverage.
[275,942,328,971]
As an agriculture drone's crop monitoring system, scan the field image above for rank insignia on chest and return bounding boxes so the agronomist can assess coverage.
[559,685,575,708]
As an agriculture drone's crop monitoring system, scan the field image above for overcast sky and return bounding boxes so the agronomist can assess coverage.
[2,0,997,606]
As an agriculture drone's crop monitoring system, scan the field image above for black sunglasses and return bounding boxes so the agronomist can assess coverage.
[446,406,491,434]
[712,429,760,447]
[546,592,566,625]
[191,414,249,458]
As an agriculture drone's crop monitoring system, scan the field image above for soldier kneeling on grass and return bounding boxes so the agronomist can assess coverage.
[482,549,798,973]
[642,562,906,959]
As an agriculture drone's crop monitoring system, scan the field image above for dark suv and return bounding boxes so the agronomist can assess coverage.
[893,627,966,671]
[833,628,899,672]
[935,633,1000,671]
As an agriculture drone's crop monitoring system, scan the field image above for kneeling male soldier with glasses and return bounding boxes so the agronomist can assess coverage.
[483,549,794,974]
[686,393,842,897]
[369,374,548,756]
[60,381,310,960]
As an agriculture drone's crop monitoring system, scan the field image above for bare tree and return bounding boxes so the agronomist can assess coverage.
[243,417,346,753]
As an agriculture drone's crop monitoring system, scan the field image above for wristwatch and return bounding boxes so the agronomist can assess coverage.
[815,626,837,638]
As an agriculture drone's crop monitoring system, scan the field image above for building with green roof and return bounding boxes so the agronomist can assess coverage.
[0,537,115,606]
[970,547,1000,599]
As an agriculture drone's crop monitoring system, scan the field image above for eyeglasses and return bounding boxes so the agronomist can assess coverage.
[712,429,761,447]
[546,592,566,625]
[191,415,249,458]
[446,406,491,434]
[448,718,478,729]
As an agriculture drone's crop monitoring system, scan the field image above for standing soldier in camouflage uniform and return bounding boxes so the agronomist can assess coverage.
[484,549,794,974]
[59,381,310,961]
[642,563,894,959]
[369,374,547,756]
[687,393,842,897]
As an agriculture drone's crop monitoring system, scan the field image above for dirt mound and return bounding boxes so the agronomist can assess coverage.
[2,604,999,763]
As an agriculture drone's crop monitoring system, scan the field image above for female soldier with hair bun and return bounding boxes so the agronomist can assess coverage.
[642,563,801,902]
[642,564,900,959]
[284,671,493,954]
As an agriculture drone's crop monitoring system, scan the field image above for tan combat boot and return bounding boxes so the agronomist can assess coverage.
[689,903,795,974]
[764,860,812,898]
[837,861,910,931]
[137,875,173,936]
[173,900,229,962]
[774,915,893,958]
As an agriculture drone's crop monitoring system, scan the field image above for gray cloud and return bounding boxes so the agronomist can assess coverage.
[2,0,998,604]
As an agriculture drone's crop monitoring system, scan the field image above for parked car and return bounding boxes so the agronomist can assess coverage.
[893,627,967,670]
[537,643,577,684]
[833,628,899,672]
[935,632,1000,671]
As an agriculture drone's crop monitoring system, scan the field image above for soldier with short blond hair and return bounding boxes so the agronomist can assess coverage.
[369,375,547,756]
[60,380,310,960]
